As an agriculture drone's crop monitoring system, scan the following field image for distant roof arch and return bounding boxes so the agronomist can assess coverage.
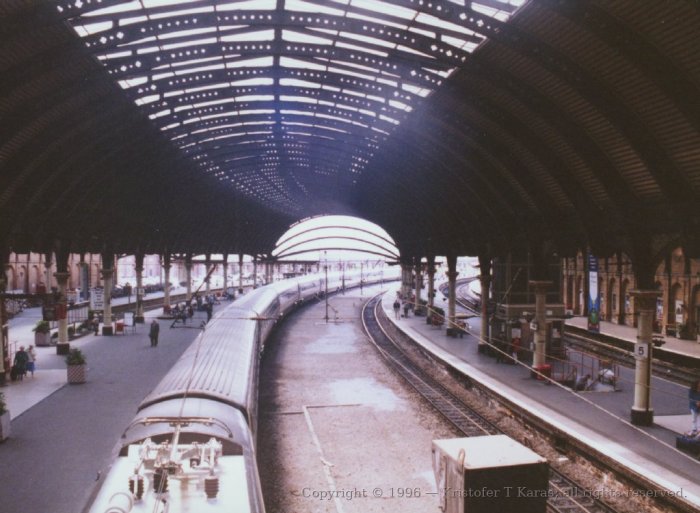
[272,215,399,261]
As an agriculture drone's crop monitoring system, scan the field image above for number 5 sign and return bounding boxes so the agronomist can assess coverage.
[635,343,649,360]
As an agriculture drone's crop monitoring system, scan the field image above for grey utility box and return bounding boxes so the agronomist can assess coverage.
[432,435,549,513]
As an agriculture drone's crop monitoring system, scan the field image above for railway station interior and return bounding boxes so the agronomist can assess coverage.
[2,1,700,513]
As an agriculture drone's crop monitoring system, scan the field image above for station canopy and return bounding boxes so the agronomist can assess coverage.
[2,1,700,261]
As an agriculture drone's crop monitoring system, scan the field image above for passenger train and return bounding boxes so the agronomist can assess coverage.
[85,267,398,513]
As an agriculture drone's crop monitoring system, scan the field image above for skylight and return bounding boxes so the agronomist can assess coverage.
[57,0,529,215]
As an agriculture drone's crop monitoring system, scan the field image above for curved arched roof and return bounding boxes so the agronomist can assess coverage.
[1,0,699,262]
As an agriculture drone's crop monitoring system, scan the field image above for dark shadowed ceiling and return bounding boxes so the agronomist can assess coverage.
[1,0,699,262]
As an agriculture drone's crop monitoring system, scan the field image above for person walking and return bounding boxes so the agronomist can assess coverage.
[149,319,160,347]
[26,345,37,377]
[688,379,700,435]
[13,346,29,380]
[393,299,401,320]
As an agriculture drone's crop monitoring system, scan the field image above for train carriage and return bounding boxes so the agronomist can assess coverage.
[84,268,398,513]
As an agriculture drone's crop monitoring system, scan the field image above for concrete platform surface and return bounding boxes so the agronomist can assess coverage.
[382,288,700,509]
[0,307,213,513]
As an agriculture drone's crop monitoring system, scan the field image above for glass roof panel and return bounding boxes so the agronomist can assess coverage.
[57,0,530,216]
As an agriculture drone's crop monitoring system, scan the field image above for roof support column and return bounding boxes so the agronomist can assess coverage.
[530,280,552,370]
[446,254,459,337]
[400,262,412,300]
[0,245,10,385]
[629,240,658,426]
[630,290,657,426]
[427,256,436,310]
[252,257,258,289]
[134,252,145,324]
[238,254,244,293]
[162,252,171,314]
[78,255,89,302]
[204,254,211,295]
[55,246,71,349]
[101,253,114,336]
[414,259,423,315]
[222,254,229,297]
[184,254,192,302]
[478,254,492,353]
[44,252,53,291]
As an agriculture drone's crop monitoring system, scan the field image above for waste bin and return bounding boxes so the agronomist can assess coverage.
[531,364,551,381]
[115,321,124,334]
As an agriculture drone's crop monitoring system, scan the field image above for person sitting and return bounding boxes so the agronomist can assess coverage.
[598,368,616,386]
[575,373,592,391]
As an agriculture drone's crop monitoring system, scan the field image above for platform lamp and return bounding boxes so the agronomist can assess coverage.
[323,251,329,322]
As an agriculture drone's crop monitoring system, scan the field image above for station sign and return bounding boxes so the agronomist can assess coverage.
[90,287,104,311]
[634,342,649,360]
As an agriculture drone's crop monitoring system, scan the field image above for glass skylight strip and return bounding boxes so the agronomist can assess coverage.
[334,40,389,58]
[348,0,417,20]
[286,0,346,16]
[282,29,334,46]
[217,0,277,11]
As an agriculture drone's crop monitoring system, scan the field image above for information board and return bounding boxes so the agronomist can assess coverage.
[90,287,104,311]
[123,311,135,327]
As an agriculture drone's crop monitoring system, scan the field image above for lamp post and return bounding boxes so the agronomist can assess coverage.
[323,251,329,322]
[360,261,364,295]
[324,263,329,322]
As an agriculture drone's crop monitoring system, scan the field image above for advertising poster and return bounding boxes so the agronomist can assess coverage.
[675,300,684,324]
[587,254,600,332]
[90,287,104,311]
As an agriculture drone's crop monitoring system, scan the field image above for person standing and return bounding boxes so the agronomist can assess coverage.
[13,346,29,380]
[393,299,401,320]
[149,319,160,347]
[689,379,700,434]
[26,345,37,377]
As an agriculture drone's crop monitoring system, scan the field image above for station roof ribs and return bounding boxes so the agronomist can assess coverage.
[1,0,699,259]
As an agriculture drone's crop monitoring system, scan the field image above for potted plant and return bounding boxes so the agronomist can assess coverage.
[65,348,87,384]
[33,320,51,347]
[0,392,10,441]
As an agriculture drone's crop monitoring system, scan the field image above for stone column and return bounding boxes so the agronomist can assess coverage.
[400,264,411,299]
[205,254,211,295]
[446,254,458,336]
[414,261,423,313]
[238,254,244,293]
[630,290,657,426]
[185,255,193,302]
[101,267,114,335]
[0,273,7,385]
[223,254,229,295]
[162,254,171,313]
[427,258,436,310]
[55,272,70,344]
[252,257,258,288]
[530,281,551,369]
[478,255,492,354]
[134,253,145,323]
[44,252,53,291]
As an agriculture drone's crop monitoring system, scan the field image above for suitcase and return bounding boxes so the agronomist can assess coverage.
[676,434,700,454]
[10,365,19,381]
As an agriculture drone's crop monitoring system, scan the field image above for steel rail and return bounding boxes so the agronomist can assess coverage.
[361,293,621,513]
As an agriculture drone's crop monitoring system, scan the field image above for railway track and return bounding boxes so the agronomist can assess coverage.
[451,287,700,387]
[361,294,620,513]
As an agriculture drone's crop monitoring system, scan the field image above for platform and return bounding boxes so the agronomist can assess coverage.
[382,289,700,510]
[0,304,214,513]
[565,315,700,359]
